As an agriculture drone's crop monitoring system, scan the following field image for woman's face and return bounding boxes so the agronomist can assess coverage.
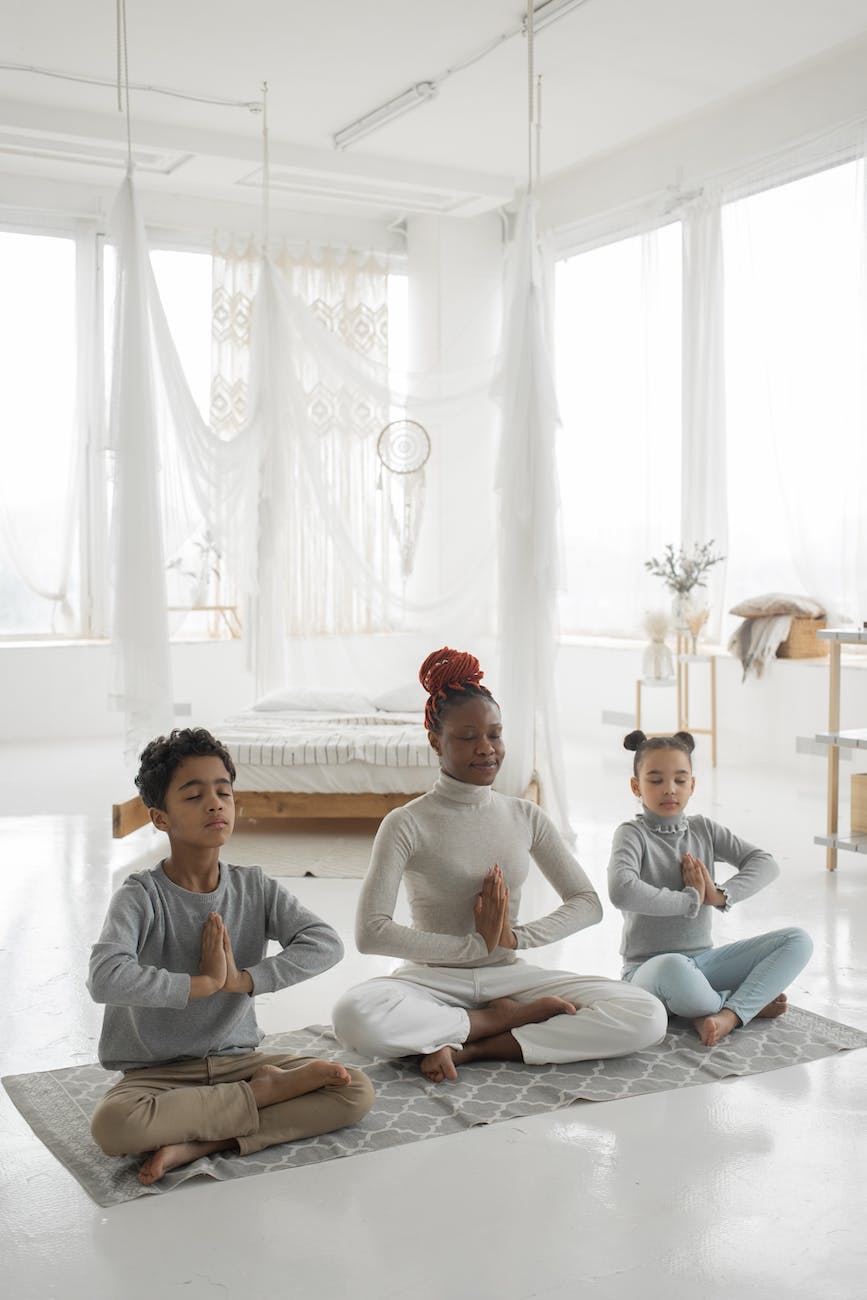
[428,695,504,786]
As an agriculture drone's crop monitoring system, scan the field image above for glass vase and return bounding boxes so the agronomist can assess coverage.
[671,592,693,632]
[642,638,675,681]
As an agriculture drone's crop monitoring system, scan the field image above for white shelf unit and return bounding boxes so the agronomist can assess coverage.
[815,628,867,870]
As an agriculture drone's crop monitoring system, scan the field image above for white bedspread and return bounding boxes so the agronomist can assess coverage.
[218,709,438,772]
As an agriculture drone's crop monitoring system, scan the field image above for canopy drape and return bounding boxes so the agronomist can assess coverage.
[105,176,570,827]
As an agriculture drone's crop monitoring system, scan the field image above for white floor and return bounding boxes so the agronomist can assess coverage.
[1,738,866,1300]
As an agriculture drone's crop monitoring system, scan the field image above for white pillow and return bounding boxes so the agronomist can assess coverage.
[729,592,825,619]
[373,682,426,712]
[252,687,374,713]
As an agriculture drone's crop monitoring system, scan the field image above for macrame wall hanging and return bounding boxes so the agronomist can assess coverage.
[376,418,431,579]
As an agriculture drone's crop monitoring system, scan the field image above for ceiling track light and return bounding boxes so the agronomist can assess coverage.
[523,0,591,35]
[333,81,438,150]
[331,0,591,150]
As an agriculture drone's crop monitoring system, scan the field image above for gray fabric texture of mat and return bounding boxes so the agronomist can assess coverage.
[4,1006,865,1207]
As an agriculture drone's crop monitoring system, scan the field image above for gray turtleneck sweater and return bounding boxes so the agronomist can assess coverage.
[356,771,602,968]
[607,808,779,968]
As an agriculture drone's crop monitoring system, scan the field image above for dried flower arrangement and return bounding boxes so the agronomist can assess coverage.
[643,609,671,642]
[644,541,724,597]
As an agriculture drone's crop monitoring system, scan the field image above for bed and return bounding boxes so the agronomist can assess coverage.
[112,686,437,838]
[112,685,541,838]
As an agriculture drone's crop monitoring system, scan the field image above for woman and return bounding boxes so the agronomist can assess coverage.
[332,647,666,1081]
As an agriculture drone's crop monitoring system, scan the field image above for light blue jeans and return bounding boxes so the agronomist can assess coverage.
[624,927,813,1026]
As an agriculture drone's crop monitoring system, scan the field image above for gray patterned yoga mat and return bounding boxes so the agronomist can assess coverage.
[4,1006,865,1208]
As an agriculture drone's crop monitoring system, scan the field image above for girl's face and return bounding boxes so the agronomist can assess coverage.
[631,746,695,817]
[428,695,504,786]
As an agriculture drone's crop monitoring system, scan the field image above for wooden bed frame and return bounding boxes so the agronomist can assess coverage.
[112,775,542,839]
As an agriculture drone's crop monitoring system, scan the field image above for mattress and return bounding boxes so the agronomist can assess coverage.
[218,708,439,795]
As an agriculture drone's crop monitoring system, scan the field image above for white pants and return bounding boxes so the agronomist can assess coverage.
[332,960,667,1065]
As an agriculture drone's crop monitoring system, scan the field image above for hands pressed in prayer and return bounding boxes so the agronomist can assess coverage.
[681,853,706,903]
[199,912,228,987]
[474,864,512,952]
[194,913,253,996]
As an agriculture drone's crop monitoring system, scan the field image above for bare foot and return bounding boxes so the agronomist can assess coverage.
[694,1008,740,1046]
[420,1046,459,1083]
[486,994,576,1030]
[138,1138,235,1185]
[249,1060,352,1108]
[756,994,788,1019]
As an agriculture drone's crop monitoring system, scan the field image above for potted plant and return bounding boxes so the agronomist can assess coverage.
[644,541,725,630]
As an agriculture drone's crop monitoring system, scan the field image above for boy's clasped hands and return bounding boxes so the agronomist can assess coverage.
[194,913,254,998]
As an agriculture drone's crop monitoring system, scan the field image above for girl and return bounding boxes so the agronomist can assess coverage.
[332,648,666,1082]
[607,729,812,1046]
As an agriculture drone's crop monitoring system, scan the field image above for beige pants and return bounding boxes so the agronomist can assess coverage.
[90,1051,375,1158]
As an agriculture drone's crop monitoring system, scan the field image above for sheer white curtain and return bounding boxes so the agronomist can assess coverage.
[104,176,561,802]
[107,179,258,760]
[496,195,570,832]
[108,179,174,759]
[721,157,867,628]
[681,197,728,638]
[211,238,393,658]
[554,222,682,635]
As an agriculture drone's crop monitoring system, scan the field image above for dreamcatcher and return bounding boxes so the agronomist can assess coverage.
[376,419,431,579]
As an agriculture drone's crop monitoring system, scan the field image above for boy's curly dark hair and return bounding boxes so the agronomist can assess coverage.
[135,727,236,810]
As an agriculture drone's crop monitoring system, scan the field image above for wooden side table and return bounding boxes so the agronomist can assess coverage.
[676,634,717,767]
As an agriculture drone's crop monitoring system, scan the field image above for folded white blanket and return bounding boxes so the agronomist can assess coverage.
[728,614,793,679]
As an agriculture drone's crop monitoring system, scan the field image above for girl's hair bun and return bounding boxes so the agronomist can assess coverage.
[673,730,696,754]
[623,729,647,752]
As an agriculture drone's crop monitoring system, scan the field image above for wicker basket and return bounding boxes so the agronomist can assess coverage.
[776,616,829,659]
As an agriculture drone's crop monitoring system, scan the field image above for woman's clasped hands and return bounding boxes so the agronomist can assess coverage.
[473,864,517,952]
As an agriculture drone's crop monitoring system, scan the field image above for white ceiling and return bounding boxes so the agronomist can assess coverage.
[4,0,867,223]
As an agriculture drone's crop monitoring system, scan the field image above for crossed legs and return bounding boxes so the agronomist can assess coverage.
[333,961,667,1081]
[91,1051,375,1184]
[627,926,813,1045]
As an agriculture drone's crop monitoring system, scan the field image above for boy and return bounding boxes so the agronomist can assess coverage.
[88,727,374,1186]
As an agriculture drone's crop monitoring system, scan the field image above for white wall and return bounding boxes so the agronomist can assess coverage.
[541,34,867,244]
[6,631,866,788]
[554,639,867,772]
[0,639,253,743]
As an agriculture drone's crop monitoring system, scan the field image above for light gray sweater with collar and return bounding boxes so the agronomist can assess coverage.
[607,807,779,969]
[356,771,603,969]
[88,862,343,1071]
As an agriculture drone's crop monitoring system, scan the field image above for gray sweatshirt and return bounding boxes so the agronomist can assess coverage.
[356,771,603,968]
[88,862,343,1071]
[607,808,779,969]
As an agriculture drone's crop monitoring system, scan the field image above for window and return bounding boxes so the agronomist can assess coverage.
[554,223,682,635]
[0,231,78,635]
[722,160,865,622]
[554,156,867,638]
[0,230,219,639]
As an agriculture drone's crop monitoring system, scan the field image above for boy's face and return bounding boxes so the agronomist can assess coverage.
[150,754,235,849]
